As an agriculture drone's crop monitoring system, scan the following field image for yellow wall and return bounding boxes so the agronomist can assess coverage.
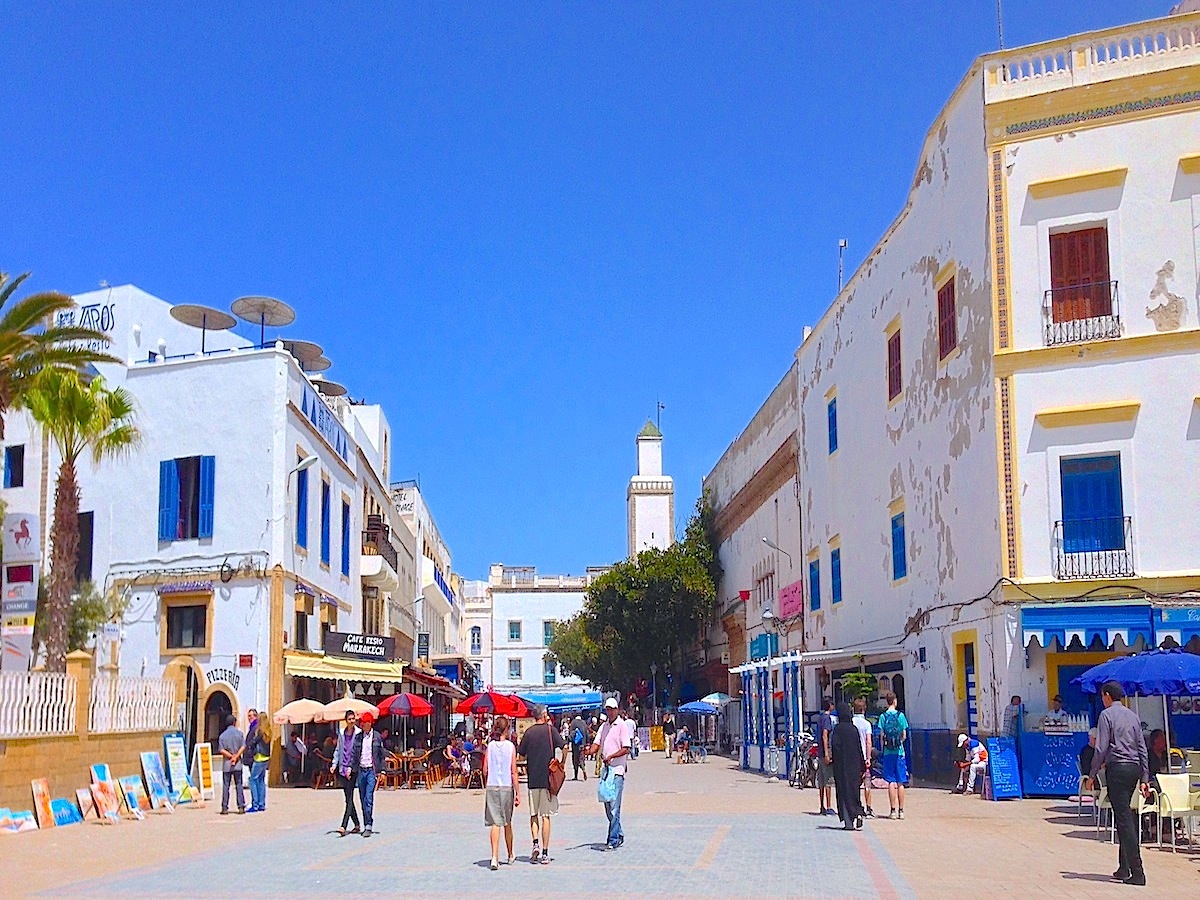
[951,629,978,704]
[1045,650,1120,705]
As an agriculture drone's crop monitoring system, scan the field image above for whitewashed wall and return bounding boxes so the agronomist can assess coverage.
[490,588,588,693]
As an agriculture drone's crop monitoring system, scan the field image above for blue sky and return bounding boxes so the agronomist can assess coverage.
[1,1,1169,578]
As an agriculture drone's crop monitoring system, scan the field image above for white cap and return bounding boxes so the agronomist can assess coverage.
[957,734,968,746]
[604,697,619,709]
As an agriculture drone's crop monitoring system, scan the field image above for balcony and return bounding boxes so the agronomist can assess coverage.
[1043,281,1120,346]
[1053,516,1135,580]
[361,528,400,592]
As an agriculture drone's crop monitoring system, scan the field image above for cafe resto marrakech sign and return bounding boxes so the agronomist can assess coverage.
[324,631,396,662]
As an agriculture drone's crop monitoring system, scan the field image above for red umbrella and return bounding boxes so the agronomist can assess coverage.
[376,692,433,717]
[456,691,528,716]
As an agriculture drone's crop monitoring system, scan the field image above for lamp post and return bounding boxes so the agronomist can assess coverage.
[761,536,792,566]
[650,662,658,712]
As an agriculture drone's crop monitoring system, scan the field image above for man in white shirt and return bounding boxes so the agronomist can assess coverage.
[586,698,631,851]
[851,698,874,817]
[1044,694,1068,725]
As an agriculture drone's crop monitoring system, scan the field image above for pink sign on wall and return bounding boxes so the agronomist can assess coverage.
[778,579,805,619]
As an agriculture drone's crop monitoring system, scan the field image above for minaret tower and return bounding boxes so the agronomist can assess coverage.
[627,420,675,557]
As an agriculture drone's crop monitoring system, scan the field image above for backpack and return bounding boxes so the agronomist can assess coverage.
[880,709,905,750]
[573,726,584,746]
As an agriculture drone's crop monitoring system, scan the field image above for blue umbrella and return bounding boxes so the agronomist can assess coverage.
[1071,649,1200,696]
[678,700,719,715]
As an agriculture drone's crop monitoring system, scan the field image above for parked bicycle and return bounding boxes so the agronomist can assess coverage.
[788,731,818,789]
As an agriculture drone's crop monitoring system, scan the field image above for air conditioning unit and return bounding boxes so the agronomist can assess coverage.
[720,651,731,665]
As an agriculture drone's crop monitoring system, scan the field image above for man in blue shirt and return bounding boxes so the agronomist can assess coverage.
[815,698,836,816]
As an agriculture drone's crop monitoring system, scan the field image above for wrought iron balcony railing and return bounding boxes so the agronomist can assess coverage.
[1043,281,1120,346]
[1053,516,1134,579]
[362,529,399,573]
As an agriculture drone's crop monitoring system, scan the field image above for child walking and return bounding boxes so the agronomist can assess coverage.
[482,715,520,871]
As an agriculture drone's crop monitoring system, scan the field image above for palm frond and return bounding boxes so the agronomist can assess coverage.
[0,289,77,336]
[0,272,30,311]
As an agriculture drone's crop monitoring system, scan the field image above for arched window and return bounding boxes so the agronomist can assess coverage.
[470,626,481,656]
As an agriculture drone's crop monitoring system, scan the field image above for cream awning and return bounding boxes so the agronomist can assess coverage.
[284,651,406,682]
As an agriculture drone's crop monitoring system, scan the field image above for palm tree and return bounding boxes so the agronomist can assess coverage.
[25,369,140,672]
[0,271,118,438]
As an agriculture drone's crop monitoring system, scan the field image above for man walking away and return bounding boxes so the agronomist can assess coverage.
[878,692,908,819]
[517,704,566,864]
[218,714,246,815]
[662,712,676,759]
[851,698,874,816]
[587,697,631,851]
[815,698,836,816]
[1089,681,1149,886]
[570,715,588,781]
[353,711,386,837]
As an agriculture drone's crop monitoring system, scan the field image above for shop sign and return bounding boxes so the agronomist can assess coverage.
[778,579,805,619]
[1160,608,1200,622]
[433,663,459,683]
[324,631,396,662]
[207,666,240,690]
[238,654,254,668]
[417,632,429,660]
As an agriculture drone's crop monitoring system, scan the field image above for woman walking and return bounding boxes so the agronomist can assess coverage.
[482,714,519,871]
[248,716,273,812]
[830,702,867,831]
[569,715,588,781]
[330,711,361,836]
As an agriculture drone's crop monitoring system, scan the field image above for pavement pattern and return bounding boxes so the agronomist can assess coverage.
[5,751,1199,897]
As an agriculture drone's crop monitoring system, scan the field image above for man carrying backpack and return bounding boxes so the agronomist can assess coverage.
[569,715,588,781]
[878,691,909,819]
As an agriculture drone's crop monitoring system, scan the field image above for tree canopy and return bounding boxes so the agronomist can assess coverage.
[549,496,720,701]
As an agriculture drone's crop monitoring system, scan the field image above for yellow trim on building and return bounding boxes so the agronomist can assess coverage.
[1045,650,1119,705]
[1000,574,1200,603]
[1027,167,1127,199]
[1180,153,1200,175]
[951,629,978,704]
[1034,400,1141,428]
[934,260,956,288]
[994,328,1200,377]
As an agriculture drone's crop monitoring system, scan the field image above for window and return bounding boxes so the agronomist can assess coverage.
[809,558,821,612]
[891,512,907,580]
[76,511,94,584]
[887,330,902,401]
[830,547,842,604]
[294,609,309,651]
[1060,454,1125,551]
[3,445,24,488]
[295,459,308,549]
[543,620,555,647]
[470,626,482,656]
[158,456,215,542]
[508,658,522,680]
[937,278,957,359]
[508,620,521,642]
[827,397,838,455]
[340,499,351,576]
[1049,227,1112,323]
[166,604,206,650]
[319,480,331,567]
[543,658,556,686]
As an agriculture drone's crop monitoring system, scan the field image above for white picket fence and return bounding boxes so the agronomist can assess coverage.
[0,671,77,738]
[89,674,177,734]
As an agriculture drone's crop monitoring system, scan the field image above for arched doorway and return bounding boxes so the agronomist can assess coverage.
[203,689,234,750]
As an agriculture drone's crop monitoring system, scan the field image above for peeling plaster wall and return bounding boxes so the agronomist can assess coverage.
[1005,109,1200,346]
[796,73,1002,730]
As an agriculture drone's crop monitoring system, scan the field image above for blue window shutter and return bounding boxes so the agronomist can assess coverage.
[831,548,842,604]
[320,482,331,566]
[198,456,216,539]
[1061,455,1123,552]
[158,459,179,542]
[891,513,907,580]
[296,468,308,549]
[341,500,351,576]
[809,559,821,611]
[827,398,838,454]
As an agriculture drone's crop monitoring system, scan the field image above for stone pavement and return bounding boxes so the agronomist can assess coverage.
[3,752,1197,896]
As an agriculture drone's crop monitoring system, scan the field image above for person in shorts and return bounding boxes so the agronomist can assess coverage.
[878,691,909,819]
[815,698,836,815]
[483,715,519,870]
[517,703,566,864]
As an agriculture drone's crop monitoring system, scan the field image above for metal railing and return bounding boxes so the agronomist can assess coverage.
[0,671,77,738]
[362,529,399,572]
[89,674,176,734]
[1053,516,1135,579]
[1043,281,1120,345]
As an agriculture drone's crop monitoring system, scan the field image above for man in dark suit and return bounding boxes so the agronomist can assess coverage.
[351,711,387,836]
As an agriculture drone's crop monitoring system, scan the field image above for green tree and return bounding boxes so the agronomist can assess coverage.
[33,580,121,654]
[26,369,140,672]
[0,271,117,438]
[840,671,877,702]
[549,498,720,703]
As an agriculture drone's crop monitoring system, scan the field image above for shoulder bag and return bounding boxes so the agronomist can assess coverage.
[546,724,566,796]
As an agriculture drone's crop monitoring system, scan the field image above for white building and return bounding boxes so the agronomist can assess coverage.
[724,8,1200,778]
[391,481,462,666]
[1,285,416,762]
[627,420,675,556]
[461,579,493,688]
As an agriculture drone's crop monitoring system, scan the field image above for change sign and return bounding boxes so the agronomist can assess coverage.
[323,631,396,662]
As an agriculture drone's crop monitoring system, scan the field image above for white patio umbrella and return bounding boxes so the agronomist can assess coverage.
[318,693,378,722]
[700,692,732,707]
[273,698,324,725]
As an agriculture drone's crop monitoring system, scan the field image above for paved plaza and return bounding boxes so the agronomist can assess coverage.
[5,753,1199,897]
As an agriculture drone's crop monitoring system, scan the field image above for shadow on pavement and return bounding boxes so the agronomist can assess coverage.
[1060,872,1119,883]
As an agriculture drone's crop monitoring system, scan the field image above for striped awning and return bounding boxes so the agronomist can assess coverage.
[1021,604,1153,649]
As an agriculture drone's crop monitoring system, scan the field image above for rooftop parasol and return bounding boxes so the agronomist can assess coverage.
[231,295,296,346]
[169,304,236,354]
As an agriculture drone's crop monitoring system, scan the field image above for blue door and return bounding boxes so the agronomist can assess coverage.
[1060,455,1123,552]
[1056,664,1099,725]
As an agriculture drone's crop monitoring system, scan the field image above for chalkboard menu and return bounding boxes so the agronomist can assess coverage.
[986,736,1023,800]
[1025,731,1086,797]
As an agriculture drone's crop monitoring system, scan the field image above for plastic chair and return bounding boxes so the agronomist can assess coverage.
[1094,772,1111,839]
[1154,773,1200,852]
[1077,773,1099,820]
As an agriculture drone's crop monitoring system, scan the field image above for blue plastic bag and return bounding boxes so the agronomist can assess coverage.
[597,766,618,803]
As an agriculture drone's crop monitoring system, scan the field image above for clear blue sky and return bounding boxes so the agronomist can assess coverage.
[1,2,1169,578]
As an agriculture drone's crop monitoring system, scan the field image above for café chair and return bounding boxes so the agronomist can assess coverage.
[1077,769,1100,821]
[1154,773,1200,852]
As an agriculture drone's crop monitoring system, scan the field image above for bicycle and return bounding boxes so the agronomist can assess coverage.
[788,731,818,789]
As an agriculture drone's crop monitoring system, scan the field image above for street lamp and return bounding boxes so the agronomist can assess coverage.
[650,663,658,710]
[762,536,792,566]
[291,454,319,475]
